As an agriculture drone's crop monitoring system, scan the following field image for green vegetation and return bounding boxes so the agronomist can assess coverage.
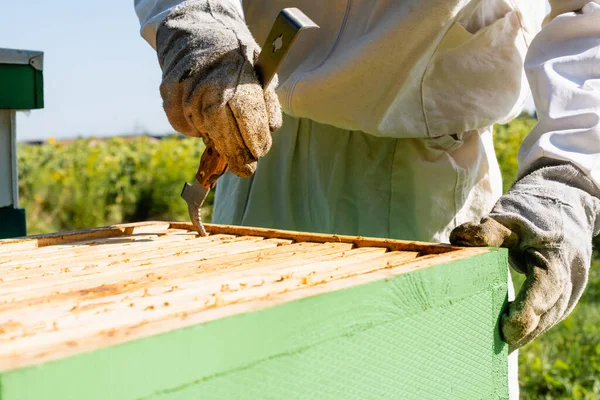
[517,264,600,399]
[17,136,213,235]
[494,116,538,192]
[16,116,600,398]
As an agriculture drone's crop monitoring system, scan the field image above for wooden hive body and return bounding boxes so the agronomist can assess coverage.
[0,222,509,399]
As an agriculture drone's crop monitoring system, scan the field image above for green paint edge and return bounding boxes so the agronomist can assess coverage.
[0,249,509,400]
[0,65,43,110]
[34,69,44,109]
[0,208,26,239]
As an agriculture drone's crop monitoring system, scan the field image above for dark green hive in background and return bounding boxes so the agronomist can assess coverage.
[0,48,44,239]
[0,48,44,110]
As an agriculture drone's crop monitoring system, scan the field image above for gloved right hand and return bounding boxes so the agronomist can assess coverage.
[156,1,282,177]
[451,161,600,350]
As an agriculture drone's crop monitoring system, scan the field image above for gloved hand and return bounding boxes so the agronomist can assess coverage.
[450,160,600,351]
[156,0,282,177]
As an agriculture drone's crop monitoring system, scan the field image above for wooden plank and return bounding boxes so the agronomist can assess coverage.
[0,248,509,399]
[0,233,229,269]
[0,248,457,343]
[0,229,198,265]
[0,235,249,279]
[0,241,338,316]
[0,242,353,328]
[0,227,195,261]
[0,237,290,301]
[181,249,419,307]
[0,222,173,253]
[0,221,459,255]
[174,222,461,254]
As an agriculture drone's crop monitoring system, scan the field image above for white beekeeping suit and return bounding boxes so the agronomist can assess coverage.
[135,0,546,241]
[135,0,600,398]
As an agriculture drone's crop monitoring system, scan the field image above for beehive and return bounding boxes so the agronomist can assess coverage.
[0,222,509,399]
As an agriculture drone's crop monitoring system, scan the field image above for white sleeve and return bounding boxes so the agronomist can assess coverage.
[134,0,244,49]
[518,2,600,186]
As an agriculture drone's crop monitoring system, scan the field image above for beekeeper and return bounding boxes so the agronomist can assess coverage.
[135,0,600,396]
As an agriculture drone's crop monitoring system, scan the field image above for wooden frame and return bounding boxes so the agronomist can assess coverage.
[0,222,509,399]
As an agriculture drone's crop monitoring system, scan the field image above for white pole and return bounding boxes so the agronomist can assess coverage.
[0,109,17,208]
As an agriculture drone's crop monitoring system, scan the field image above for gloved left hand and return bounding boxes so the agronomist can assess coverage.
[450,160,600,351]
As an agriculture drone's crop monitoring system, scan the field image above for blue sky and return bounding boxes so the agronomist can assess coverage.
[3,1,544,141]
[2,1,171,140]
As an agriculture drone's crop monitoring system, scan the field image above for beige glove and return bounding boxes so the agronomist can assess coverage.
[451,160,600,351]
[156,0,282,177]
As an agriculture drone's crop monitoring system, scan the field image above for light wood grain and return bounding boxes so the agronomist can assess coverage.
[0,222,174,253]
[0,221,488,372]
[194,222,460,254]
[0,230,200,267]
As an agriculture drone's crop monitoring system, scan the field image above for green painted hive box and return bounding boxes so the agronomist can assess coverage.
[0,222,509,399]
[0,48,44,110]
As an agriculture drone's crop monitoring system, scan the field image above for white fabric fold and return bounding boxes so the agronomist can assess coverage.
[519,2,600,187]
[135,0,544,138]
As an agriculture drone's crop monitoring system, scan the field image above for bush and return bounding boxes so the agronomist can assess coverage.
[18,135,213,235]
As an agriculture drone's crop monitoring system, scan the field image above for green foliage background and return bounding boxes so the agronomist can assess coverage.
[16,117,600,398]
[18,136,213,235]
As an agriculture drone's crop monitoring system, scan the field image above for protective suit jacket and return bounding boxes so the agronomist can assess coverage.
[135,0,600,242]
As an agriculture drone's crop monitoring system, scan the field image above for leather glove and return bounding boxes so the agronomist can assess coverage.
[450,160,600,351]
[156,0,282,177]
